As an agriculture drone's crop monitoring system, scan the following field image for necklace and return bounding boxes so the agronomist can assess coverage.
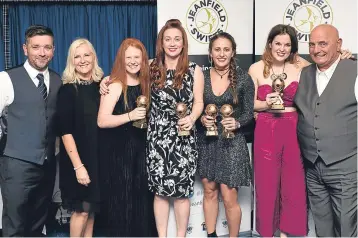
[270,63,287,81]
[214,67,230,79]
[78,79,93,85]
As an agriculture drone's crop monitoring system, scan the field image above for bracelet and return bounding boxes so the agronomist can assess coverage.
[74,164,84,171]
[128,112,131,121]
[235,120,241,129]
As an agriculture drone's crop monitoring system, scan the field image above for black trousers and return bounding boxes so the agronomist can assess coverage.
[0,156,56,237]
[305,155,357,237]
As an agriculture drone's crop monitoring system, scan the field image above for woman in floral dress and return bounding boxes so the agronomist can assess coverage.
[146,19,204,237]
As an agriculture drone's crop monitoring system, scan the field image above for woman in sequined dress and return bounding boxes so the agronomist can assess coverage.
[197,32,254,237]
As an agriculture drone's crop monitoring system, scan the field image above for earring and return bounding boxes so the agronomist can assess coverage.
[208,56,213,68]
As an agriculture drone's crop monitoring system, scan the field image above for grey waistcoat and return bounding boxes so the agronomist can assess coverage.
[4,65,61,165]
[294,59,357,165]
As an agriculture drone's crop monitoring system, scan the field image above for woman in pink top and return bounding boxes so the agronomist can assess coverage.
[249,24,352,238]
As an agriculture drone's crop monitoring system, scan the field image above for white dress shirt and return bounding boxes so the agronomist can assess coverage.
[0,60,50,113]
[315,56,340,96]
[297,59,358,102]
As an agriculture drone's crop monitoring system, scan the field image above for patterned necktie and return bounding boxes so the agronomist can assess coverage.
[36,73,47,100]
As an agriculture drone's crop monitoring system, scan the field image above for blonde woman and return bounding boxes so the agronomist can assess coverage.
[56,38,103,237]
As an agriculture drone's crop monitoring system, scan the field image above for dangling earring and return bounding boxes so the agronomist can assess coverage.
[208,55,213,68]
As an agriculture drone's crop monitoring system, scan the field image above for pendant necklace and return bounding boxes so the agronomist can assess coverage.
[79,79,93,85]
[214,67,230,79]
[270,63,287,81]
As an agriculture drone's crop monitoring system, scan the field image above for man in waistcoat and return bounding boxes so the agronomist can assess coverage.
[0,25,62,236]
[295,24,357,237]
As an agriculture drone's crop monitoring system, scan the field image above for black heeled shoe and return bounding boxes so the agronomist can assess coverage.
[208,231,218,237]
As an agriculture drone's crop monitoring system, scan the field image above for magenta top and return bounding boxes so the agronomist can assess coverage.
[257,81,298,107]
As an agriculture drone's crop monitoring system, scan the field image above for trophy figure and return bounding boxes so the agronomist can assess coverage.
[270,74,285,110]
[132,95,149,129]
[205,104,218,136]
[176,103,190,136]
[220,104,235,139]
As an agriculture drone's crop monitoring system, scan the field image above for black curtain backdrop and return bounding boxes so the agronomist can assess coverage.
[2,2,157,76]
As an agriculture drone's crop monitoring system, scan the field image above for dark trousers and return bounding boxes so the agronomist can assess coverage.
[305,155,357,237]
[0,156,56,237]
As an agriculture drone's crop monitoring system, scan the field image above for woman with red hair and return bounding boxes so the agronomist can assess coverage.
[99,20,205,236]
[147,19,204,237]
[97,38,156,237]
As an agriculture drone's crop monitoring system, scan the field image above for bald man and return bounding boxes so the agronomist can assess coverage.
[294,24,357,237]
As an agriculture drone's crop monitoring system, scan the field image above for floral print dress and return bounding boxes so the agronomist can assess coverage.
[146,62,198,198]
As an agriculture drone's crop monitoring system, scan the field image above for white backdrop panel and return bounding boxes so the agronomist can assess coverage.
[255,0,357,55]
[157,0,254,55]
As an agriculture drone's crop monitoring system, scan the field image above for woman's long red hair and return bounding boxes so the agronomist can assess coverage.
[110,38,150,109]
[151,19,189,89]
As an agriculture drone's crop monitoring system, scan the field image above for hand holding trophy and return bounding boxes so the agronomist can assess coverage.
[220,104,235,139]
[270,72,286,110]
[204,104,218,136]
[132,95,149,129]
[176,103,191,136]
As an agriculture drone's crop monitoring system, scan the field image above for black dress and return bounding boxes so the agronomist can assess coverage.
[196,68,254,187]
[97,85,157,237]
[57,82,100,212]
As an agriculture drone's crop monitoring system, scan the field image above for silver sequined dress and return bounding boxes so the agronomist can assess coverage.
[196,67,254,187]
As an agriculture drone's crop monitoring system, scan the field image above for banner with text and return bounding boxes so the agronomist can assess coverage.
[157,1,254,236]
[158,0,254,70]
[255,0,357,57]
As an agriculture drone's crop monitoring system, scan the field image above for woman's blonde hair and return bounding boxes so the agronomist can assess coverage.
[62,38,104,84]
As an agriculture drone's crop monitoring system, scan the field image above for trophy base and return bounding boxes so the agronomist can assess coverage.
[133,120,147,129]
[270,104,285,110]
[206,130,218,136]
[178,130,190,136]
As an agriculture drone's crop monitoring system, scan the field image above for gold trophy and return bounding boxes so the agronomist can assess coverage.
[220,104,235,139]
[132,95,149,129]
[205,104,218,136]
[270,74,285,110]
[176,102,190,136]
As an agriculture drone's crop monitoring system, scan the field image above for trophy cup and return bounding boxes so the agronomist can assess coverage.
[205,104,218,136]
[176,103,190,136]
[132,95,149,129]
[220,104,235,139]
[270,75,285,110]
